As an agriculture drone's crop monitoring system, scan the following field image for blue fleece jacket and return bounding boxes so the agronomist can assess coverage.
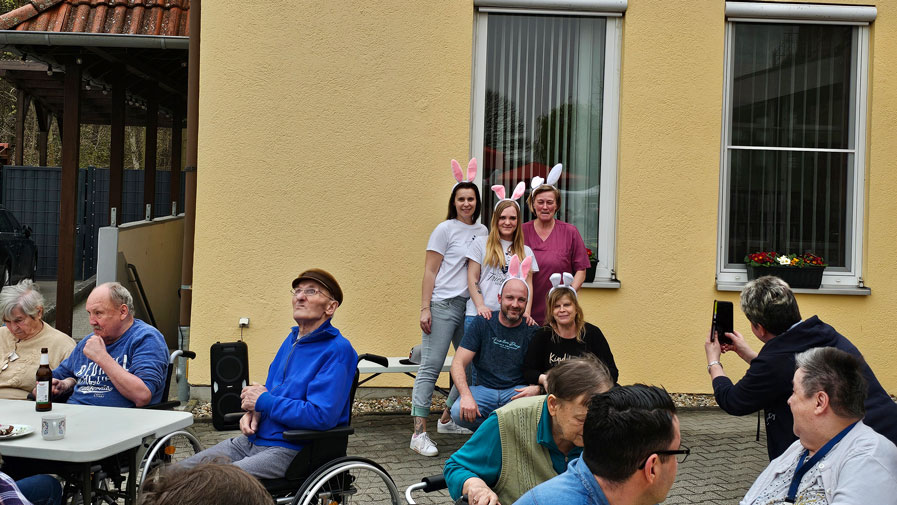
[250,319,357,451]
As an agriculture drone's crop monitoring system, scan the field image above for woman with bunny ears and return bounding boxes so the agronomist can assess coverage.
[522,273,618,391]
[466,183,540,328]
[523,164,591,324]
[411,158,488,457]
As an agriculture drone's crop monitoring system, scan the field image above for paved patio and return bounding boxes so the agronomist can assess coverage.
[187,408,768,504]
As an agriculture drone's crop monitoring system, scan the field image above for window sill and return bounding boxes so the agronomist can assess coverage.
[716,281,871,296]
[581,279,621,289]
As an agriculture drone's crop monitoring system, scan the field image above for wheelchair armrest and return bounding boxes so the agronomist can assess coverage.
[223,412,245,423]
[282,425,354,441]
[358,353,388,368]
[420,474,447,493]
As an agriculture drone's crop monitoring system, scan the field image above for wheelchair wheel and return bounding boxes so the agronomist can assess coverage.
[292,456,401,505]
[137,429,204,488]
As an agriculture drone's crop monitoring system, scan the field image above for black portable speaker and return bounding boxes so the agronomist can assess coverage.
[210,341,249,431]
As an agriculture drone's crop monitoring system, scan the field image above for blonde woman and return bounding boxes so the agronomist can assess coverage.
[522,280,618,390]
[466,184,539,327]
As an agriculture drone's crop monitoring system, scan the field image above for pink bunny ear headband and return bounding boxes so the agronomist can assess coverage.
[530,163,563,190]
[500,254,532,298]
[491,181,526,209]
[452,158,478,188]
[549,272,577,298]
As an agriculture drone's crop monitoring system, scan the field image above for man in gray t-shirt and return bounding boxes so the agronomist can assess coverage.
[450,278,539,430]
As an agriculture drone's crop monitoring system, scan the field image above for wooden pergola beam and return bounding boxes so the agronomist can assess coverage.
[143,84,158,219]
[56,56,82,337]
[109,63,125,226]
[14,89,30,165]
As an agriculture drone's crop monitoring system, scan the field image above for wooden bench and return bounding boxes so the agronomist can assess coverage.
[357,356,453,396]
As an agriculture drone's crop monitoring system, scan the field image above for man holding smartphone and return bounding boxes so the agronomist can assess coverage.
[703,275,897,460]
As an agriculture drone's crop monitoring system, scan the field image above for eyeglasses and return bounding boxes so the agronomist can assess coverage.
[290,288,333,300]
[638,445,690,468]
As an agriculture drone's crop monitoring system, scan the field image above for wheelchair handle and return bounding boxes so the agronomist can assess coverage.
[358,353,388,368]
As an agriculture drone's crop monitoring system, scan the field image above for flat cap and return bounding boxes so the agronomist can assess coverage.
[292,268,343,305]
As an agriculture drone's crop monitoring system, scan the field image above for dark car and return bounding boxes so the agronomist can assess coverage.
[0,206,37,285]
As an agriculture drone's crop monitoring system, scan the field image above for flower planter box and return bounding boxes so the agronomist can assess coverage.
[746,265,825,289]
[585,261,598,283]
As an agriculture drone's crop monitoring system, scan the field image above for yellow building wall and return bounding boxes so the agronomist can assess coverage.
[192,0,897,393]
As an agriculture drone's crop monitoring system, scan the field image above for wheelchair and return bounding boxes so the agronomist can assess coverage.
[217,353,404,505]
[57,349,204,504]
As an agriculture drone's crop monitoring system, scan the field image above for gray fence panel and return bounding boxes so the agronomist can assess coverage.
[1,166,184,281]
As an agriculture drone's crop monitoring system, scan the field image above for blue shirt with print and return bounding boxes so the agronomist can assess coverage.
[460,311,535,389]
[52,319,168,407]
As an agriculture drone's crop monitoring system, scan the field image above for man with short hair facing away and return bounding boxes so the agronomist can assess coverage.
[741,347,897,504]
[49,282,168,407]
[449,277,539,431]
[515,384,684,505]
[178,269,357,480]
[704,276,897,459]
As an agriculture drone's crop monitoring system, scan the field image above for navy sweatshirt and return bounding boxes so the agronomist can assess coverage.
[713,316,897,460]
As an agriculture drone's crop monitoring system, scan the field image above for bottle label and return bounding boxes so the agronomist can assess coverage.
[36,381,50,404]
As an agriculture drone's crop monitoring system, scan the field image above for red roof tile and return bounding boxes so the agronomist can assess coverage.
[0,0,189,36]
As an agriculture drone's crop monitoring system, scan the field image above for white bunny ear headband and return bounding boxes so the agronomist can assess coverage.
[491,182,526,209]
[549,272,577,298]
[452,158,477,188]
[500,254,532,298]
[530,163,563,190]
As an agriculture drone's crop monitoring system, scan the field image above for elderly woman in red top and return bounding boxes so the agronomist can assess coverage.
[523,164,590,324]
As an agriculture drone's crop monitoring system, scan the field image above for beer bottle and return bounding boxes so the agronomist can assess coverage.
[35,347,52,412]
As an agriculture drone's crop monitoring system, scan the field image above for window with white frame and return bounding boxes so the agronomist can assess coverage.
[718,2,874,288]
[471,1,623,283]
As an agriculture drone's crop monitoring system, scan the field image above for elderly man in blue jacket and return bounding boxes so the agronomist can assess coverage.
[180,269,357,479]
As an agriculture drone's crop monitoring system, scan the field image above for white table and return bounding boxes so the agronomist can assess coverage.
[358,356,453,395]
[0,399,193,504]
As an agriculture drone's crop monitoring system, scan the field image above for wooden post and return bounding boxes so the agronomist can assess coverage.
[14,89,30,165]
[34,102,49,167]
[109,65,125,226]
[170,108,183,215]
[143,85,158,220]
[56,58,82,337]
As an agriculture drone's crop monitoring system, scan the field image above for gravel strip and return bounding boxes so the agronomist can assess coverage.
[189,393,718,421]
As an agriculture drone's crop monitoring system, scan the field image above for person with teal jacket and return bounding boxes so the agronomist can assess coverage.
[444,356,613,505]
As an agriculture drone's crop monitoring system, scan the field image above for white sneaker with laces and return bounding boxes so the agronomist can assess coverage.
[437,418,473,435]
[410,432,438,456]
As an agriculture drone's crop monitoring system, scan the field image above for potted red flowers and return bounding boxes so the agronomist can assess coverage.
[744,251,827,289]
[585,248,598,283]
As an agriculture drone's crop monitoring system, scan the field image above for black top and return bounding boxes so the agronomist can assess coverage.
[712,316,897,460]
[521,322,619,385]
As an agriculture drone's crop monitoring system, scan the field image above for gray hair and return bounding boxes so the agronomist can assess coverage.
[0,279,46,321]
[740,276,801,336]
[99,282,135,316]
[795,347,867,420]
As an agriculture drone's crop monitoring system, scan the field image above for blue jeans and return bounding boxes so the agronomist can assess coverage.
[450,384,526,430]
[445,316,480,409]
[411,296,467,418]
[17,474,62,505]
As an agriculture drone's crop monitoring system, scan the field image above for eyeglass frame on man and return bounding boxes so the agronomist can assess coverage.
[1,349,19,371]
[637,445,690,468]
[290,287,334,301]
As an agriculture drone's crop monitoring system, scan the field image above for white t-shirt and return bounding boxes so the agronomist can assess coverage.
[465,236,539,316]
[427,219,488,301]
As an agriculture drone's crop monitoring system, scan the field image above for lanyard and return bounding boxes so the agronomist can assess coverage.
[785,421,857,503]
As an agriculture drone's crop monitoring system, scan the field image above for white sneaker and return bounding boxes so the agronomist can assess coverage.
[437,418,473,435]
[410,432,439,456]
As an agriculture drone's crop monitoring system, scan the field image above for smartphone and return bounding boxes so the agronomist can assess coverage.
[712,300,734,345]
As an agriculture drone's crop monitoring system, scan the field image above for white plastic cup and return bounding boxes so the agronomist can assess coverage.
[41,413,65,441]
